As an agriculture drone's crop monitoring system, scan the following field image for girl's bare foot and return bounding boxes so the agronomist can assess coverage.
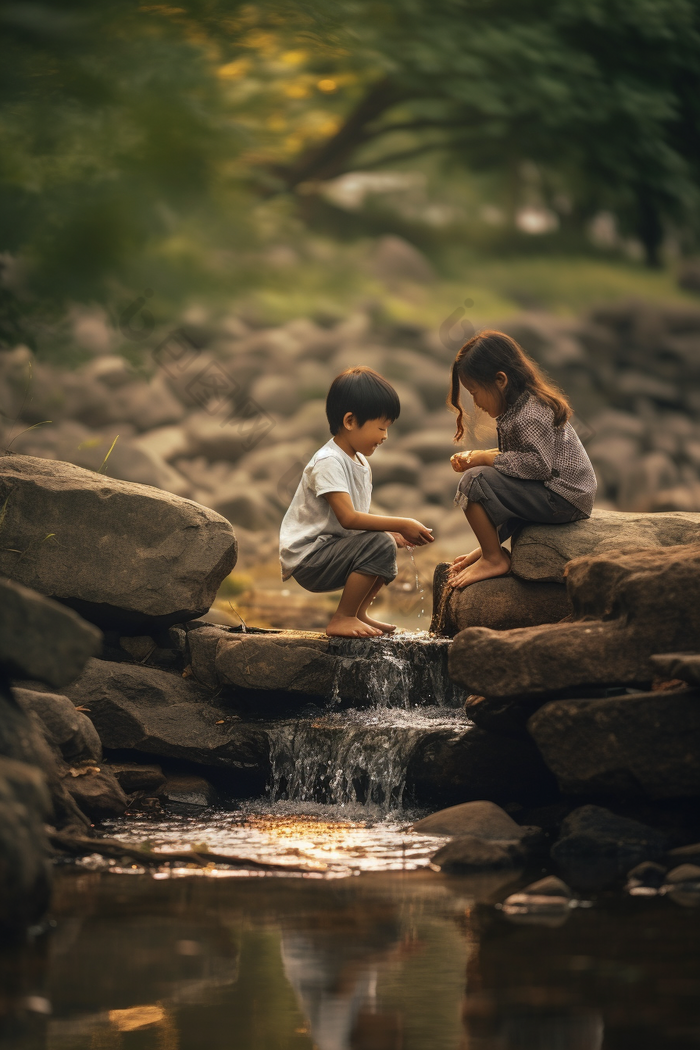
[326,614,382,638]
[447,548,481,576]
[449,549,511,589]
[358,611,396,634]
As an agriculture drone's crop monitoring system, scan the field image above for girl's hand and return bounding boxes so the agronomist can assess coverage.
[451,449,499,471]
[451,451,475,472]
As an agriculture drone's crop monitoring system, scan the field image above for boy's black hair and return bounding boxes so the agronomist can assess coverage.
[326,366,401,434]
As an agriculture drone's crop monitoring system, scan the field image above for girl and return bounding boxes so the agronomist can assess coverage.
[446,329,597,588]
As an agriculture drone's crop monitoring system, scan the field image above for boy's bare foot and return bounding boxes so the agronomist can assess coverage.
[448,549,511,589]
[326,614,383,638]
[358,611,396,634]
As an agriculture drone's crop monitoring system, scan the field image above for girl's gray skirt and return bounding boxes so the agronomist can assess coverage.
[455,465,585,540]
[292,531,398,593]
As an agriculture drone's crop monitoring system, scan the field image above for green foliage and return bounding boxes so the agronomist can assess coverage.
[1,0,699,351]
[0,1,257,340]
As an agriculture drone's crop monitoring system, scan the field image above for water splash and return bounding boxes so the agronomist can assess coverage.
[267,709,467,810]
[406,548,426,623]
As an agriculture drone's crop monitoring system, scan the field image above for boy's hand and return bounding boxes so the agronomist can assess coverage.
[398,519,434,546]
[389,531,410,548]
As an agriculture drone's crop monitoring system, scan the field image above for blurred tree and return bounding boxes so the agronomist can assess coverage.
[0,0,255,345]
[2,0,699,352]
[246,0,700,266]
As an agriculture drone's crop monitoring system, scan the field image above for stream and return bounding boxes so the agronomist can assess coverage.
[4,626,700,1049]
[4,862,700,1050]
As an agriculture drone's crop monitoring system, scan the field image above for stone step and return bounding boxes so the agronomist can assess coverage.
[179,622,464,709]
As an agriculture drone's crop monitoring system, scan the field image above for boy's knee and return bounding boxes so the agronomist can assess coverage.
[380,531,397,552]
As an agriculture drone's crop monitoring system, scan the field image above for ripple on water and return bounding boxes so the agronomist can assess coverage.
[104,802,448,878]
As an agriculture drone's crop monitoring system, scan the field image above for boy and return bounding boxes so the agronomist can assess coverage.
[279,366,434,638]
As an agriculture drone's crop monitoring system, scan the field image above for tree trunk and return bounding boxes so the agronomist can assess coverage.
[271,78,406,192]
[637,190,664,268]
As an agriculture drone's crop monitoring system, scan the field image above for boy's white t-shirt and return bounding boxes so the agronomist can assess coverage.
[279,437,372,581]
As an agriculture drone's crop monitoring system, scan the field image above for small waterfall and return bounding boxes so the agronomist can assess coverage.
[266,631,467,812]
[326,635,465,710]
[267,709,467,810]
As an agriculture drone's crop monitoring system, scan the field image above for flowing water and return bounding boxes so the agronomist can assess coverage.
[267,708,467,809]
[7,632,700,1050]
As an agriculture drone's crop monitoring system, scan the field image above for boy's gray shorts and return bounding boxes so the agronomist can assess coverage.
[292,532,398,593]
[455,465,585,540]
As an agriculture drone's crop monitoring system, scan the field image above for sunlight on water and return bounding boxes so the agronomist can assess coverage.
[105,803,448,877]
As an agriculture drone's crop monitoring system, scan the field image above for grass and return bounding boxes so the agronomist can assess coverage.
[230,249,700,333]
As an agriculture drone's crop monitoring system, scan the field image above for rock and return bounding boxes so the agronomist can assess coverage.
[665,863,700,884]
[215,633,335,695]
[132,424,189,463]
[449,543,700,699]
[406,724,558,808]
[61,660,268,781]
[372,235,435,284]
[0,682,89,830]
[462,691,555,738]
[650,652,700,686]
[666,842,700,866]
[521,875,573,898]
[160,774,218,808]
[0,757,52,933]
[678,257,700,294]
[413,800,533,842]
[527,689,700,799]
[14,688,102,765]
[109,761,166,794]
[187,625,463,709]
[430,835,523,872]
[11,420,191,497]
[437,575,570,637]
[510,509,700,582]
[396,429,456,464]
[663,864,700,906]
[419,460,462,508]
[625,861,667,894]
[207,483,281,531]
[63,765,128,820]
[372,446,424,486]
[551,805,666,884]
[0,454,238,630]
[373,482,419,513]
[501,877,574,926]
[0,578,102,689]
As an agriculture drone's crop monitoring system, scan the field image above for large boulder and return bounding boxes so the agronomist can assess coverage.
[528,689,700,799]
[0,454,238,629]
[511,508,700,582]
[449,543,700,699]
[0,757,52,933]
[61,660,269,786]
[431,564,570,637]
[0,577,101,688]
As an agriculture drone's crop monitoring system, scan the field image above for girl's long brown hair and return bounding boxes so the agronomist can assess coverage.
[447,329,571,442]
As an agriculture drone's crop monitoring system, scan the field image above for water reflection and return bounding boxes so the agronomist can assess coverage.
[2,871,700,1050]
